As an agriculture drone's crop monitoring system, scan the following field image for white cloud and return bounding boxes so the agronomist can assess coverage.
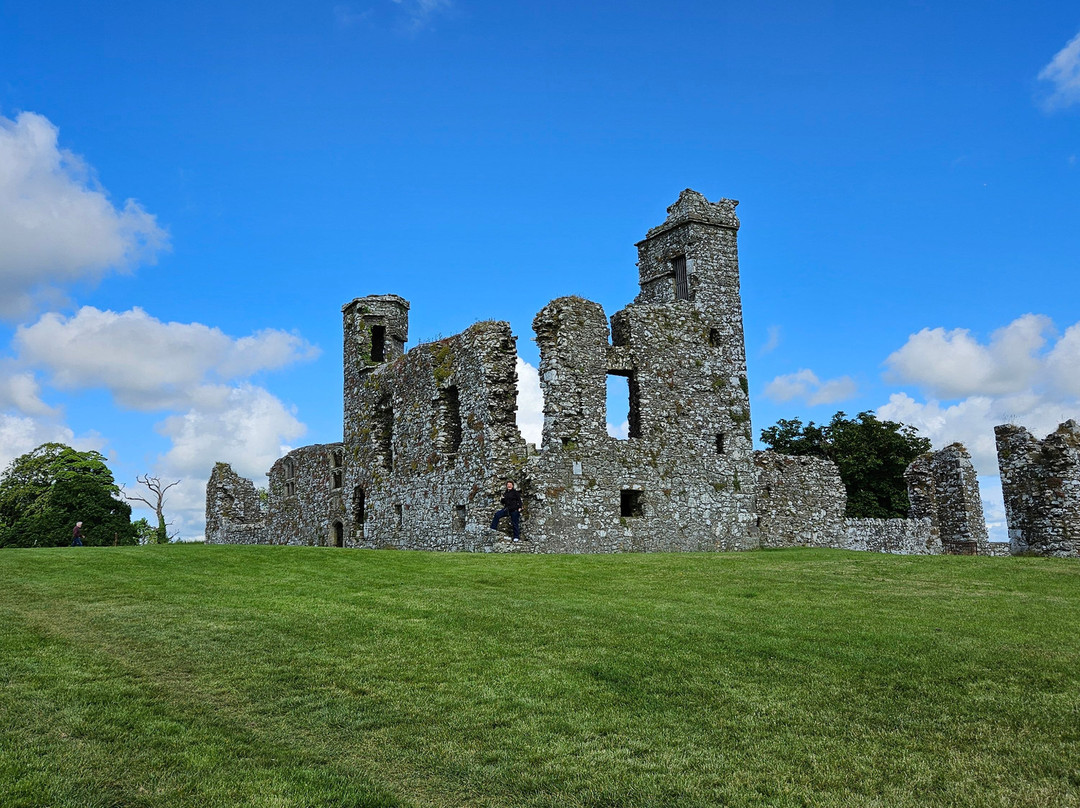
[0,414,105,476]
[515,357,543,446]
[0,362,55,416]
[763,368,857,406]
[15,306,319,410]
[0,112,168,318]
[880,314,1080,476]
[140,383,307,541]
[760,325,781,355]
[884,314,1052,398]
[1037,29,1080,110]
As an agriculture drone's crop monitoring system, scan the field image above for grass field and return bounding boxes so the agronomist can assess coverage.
[1,545,1078,808]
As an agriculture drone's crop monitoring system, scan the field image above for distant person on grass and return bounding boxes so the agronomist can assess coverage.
[71,521,84,547]
[490,481,522,542]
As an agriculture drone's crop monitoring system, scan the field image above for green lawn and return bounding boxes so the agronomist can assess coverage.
[1,545,1078,807]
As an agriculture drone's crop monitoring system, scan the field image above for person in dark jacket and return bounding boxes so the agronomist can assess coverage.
[71,521,84,547]
[490,481,523,541]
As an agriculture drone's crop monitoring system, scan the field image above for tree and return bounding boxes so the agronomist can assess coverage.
[760,411,932,519]
[0,443,138,547]
[123,474,180,544]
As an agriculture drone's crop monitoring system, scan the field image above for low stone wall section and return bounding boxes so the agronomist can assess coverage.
[841,518,940,555]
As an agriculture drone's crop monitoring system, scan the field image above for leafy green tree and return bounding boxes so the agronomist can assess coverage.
[760,411,932,519]
[0,443,138,548]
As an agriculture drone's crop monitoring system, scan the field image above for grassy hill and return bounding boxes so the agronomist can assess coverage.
[1,545,1078,807]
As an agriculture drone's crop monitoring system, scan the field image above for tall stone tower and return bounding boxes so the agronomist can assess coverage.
[633,189,746,376]
[342,295,409,446]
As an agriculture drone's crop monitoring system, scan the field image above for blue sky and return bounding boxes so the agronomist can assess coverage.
[1,0,1078,539]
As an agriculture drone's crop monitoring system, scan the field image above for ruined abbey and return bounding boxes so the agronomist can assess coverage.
[207,190,1079,558]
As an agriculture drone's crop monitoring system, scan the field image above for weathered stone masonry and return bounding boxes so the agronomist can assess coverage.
[208,190,997,555]
[996,420,1080,558]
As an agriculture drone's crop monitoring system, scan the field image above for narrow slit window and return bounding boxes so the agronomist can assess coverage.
[437,386,462,455]
[333,521,344,547]
[371,325,386,362]
[353,486,366,526]
[453,505,466,531]
[374,406,393,470]
[395,503,404,528]
[715,433,725,454]
[708,327,721,347]
[673,255,688,301]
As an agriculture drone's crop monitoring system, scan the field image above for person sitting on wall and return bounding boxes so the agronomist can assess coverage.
[490,481,523,542]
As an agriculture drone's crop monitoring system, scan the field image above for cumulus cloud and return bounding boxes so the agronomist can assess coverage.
[1037,29,1080,110]
[0,112,168,318]
[884,314,1052,398]
[516,357,543,446]
[0,414,104,476]
[763,368,857,406]
[15,306,319,410]
[0,362,54,416]
[878,314,1080,477]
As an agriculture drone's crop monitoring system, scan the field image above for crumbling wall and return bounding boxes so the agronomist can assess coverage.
[343,316,528,550]
[754,451,846,548]
[904,443,990,555]
[517,191,758,552]
[267,443,348,547]
[995,420,1080,557]
[841,518,939,554]
[205,462,265,544]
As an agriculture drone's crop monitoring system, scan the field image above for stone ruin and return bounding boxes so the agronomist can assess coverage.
[206,189,1022,556]
[995,420,1080,557]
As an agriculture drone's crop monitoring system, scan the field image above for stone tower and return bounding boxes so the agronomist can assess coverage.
[525,189,758,551]
[342,294,409,447]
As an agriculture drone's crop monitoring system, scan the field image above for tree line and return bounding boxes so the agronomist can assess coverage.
[0,443,177,548]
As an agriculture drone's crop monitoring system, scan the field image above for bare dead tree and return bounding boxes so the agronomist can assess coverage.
[124,475,180,544]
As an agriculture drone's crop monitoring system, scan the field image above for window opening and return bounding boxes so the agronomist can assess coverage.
[352,486,366,526]
[371,325,386,362]
[333,521,344,548]
[284,458,296,497]
[606,371,641,439]
[332,450,343,468]
[708,328,721,347]
[673,255,688,301]
[437,385,462,455]
[395,504,403,528]
[715,433,725,454]
[374,406,393,469]
[453,505,466,531]
[620,489,644,518]
[332,470,343,489]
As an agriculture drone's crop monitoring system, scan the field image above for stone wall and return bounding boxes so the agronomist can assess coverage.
[841,518,939,554]
[995,420,1080,557]
[905,443,989,555]
[754,451,846,548]
[267,443,349,547]
[205,462,265,544]
[343,318,528,550]
[205,190,999,558]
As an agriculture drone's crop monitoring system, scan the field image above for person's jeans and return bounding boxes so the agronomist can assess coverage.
[490,508,520,539]
[71,536,84,546]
